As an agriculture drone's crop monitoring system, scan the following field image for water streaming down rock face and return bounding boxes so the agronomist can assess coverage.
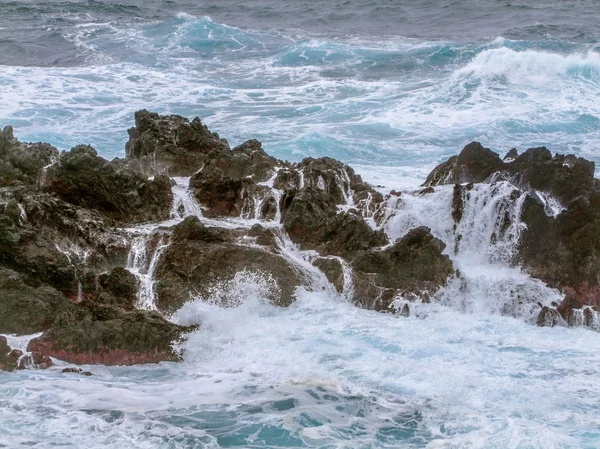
[379,181,563,321]
[170,177,204,220]
[4,113,600,447]
[114,123,594,327]
[126,234,170,310]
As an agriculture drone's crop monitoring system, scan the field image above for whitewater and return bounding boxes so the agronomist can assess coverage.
[2,1,600,448]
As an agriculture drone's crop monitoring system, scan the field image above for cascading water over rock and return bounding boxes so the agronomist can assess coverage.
[2,111,600,376]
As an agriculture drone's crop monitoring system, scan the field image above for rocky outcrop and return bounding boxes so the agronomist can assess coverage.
[0,129,194,369]
[507,147,595,205]
[423,142,504,186]
[189,139,282,218]
[523,192,600,325]
[45,145,173,224]
[154,216,303,313]
[426,142,596,207]
[425,142,600,328]
[281,187,388,257]
[0,126,58,187]
[0,186,131,300]
[28,307,191,365]
[125,109,230,176]
[313,257,345,293]
[94,267,139,310]
[8,107,600,372]
[351,227,455,311]
[0,268,76,335]
[0,337,21,372]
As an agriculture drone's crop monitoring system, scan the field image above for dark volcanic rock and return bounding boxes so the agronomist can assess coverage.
[0,188,131,299]
[280,187,387,257]
[189,139,282,218]
[94,267,139,310]
[0,337,20,372]
[0,265,189,367]
[351,227,455,311]
[298,157,385,218]
[45,145,173,224]
[125,109,230,176]
[520,192,600,312]
[536,306,561,327]
[423,142,504,186]
[0,267,76,335]
[507,147,596,205]
[313,257,345,293]
[0,126,59,187]
[247,223,278,247]
[28,307,191,366]
[154,216,303,313]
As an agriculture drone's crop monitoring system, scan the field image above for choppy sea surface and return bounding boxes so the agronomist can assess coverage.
[1,1,600,448]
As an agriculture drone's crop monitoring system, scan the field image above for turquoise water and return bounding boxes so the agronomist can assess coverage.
[3,292,600,449]
[1,11,600,172]
[2,2,600,448]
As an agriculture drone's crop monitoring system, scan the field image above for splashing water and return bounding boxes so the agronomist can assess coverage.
[126,234,169,310]
[2,3,600,447]
[171,177,204,220]
[381,181,562,322]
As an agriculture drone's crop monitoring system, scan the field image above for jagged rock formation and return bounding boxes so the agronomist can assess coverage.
[352,227,455,311]
[45,145,173,224]
[0,126,58,187]
[4,112,600,371]
[125,109,230,176]
[423,142,504,186]
[154,216,304,313]
[189,139,282,218]
[426,141,600,328]
[0,127,189,367]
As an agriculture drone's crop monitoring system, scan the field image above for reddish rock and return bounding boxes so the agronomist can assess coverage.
[27,308,192,366]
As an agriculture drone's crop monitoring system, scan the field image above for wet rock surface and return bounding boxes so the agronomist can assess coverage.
[3,111,600,370]
[0,126,58,187]
[45,145,173,224]
[125,109,230,177]
[423,142,504,186]
[28,306,191,366]
[427,141,600,328]
[351,227,455,311]
[154,216,303,313]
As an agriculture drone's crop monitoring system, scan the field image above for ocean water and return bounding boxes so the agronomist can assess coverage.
[2,1,600,448]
